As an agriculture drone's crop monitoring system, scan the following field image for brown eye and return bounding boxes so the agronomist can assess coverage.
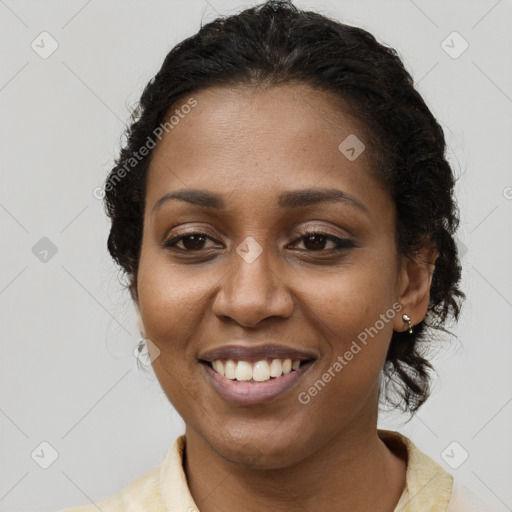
[164,233,216,251]
[302,234,330,251]
[292,231,355,252]
[180,234,207,251]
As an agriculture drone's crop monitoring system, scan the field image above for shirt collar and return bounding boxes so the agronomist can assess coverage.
[378,429,453,511]
[159,431,453,511]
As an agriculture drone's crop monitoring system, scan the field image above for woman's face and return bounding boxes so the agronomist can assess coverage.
[135,84,419,468]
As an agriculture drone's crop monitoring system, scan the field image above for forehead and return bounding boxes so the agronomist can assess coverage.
[145,84,390,215]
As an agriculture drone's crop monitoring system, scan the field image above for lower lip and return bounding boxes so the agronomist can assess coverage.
[200,361,315,406]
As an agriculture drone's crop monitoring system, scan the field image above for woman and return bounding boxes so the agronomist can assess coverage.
[62,1,489,510]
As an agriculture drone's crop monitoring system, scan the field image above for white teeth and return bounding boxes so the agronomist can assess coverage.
[235,361,252,381]
[269,359,283,377]
[253,360,270,381]
[225,359,236,379]
[210,357,306,382]
[212,360,225,376]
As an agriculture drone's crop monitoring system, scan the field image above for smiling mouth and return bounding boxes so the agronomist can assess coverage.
[199,357,316,383]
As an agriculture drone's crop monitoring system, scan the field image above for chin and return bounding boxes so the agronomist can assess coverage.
[208,430,309,469]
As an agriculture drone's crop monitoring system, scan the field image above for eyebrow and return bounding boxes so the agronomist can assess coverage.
[151,187,369,215]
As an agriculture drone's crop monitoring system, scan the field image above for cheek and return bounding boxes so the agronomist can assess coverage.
[136,250,204,359]
[303,255,398,379]
[310,254,397,332]
[135,247,230,396]
[284,266,399,449]
[136,255,210,413]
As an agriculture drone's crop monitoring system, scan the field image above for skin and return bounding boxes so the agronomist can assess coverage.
[132,84,438,512]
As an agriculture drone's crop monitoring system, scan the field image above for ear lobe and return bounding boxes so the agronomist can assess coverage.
[135,302,146,339]
[394,244,439,332]
[129,278,139,304]
[130,279,145,338]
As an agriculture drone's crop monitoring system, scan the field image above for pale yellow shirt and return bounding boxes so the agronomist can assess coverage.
[59,429,489,511]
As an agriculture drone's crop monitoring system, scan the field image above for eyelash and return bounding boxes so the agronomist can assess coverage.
[163,229,355,254]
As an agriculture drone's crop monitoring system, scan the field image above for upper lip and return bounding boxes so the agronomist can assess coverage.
[199,344,318,363]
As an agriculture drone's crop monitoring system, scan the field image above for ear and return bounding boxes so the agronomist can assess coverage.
[129,277,145,339]
[134,302,146,339]
[393,243,439,333]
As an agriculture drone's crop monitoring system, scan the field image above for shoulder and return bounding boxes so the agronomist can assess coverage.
[56,465,162,512]
[379,429,493,512]
[380,429,453,510]
[56,438,183,512]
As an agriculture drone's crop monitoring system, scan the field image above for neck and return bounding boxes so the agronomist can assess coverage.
[183,418,406,512]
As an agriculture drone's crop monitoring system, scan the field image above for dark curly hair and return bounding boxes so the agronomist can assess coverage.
[103,0,465,414]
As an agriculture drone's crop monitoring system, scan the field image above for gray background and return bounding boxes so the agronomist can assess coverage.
[0,0,511,510]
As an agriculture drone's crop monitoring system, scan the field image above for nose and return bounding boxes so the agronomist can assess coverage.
[212,240,294,328]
